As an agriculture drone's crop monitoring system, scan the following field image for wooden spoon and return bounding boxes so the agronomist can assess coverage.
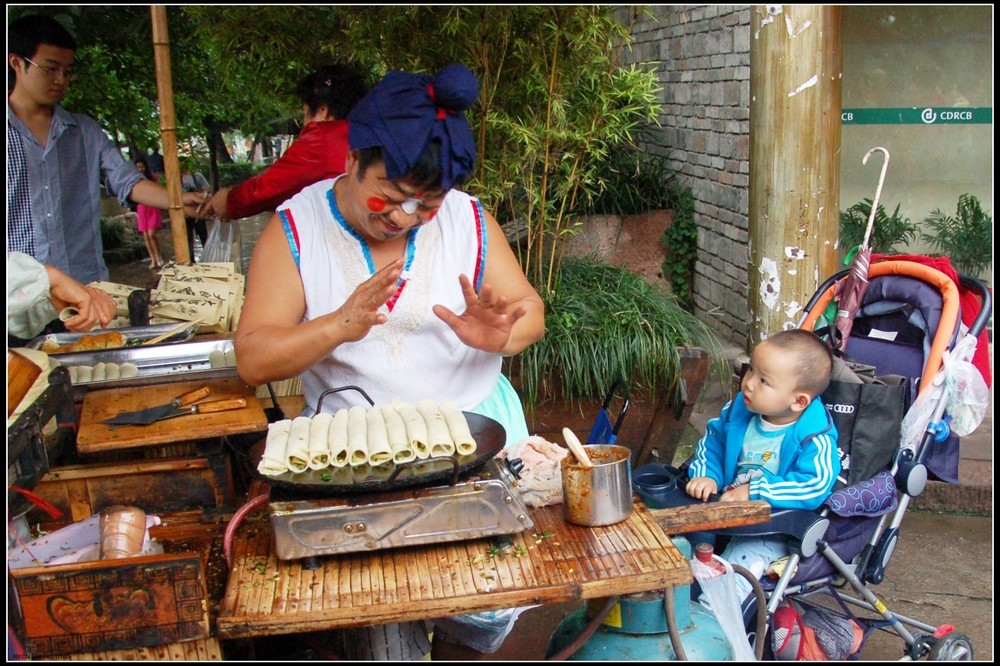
[562,427,593,468]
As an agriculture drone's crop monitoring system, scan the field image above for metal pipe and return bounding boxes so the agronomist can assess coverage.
[546,596,620,661]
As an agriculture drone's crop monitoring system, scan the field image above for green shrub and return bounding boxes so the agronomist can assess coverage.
[516,256,726,409]
[217,162,267,188]
[839,198,918,255]
[100,216,128,249]
[921,193,993,277]
[579,142,675,217]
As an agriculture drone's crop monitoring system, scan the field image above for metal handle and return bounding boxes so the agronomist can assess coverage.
[192,397,247,414]
[172,386,210,408]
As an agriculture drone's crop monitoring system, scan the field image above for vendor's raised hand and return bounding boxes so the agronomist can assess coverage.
[432,274,527,353]
[331,259,403,342]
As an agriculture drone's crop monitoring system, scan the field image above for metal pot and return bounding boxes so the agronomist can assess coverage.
[561,444,633,526]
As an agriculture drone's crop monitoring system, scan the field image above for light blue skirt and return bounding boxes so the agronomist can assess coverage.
[469,373,529,447]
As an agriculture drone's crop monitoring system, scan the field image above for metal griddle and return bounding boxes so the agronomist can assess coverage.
[247,412,534,560]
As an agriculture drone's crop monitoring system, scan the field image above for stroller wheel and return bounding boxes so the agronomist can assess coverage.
[929,632,974,661]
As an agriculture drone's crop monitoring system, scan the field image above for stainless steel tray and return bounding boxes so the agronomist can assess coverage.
[26,322,199,353]
[56,338,238,392]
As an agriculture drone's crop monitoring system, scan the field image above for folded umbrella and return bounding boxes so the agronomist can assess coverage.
[832,146,890,353]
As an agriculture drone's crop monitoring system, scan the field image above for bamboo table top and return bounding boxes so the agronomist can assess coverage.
[216,498,692,639]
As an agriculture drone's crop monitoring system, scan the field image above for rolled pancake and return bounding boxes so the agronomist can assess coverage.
[416,399,455,458]
[92,362,107,382]
[347,406,369,467]
[105,363,121,380]
[381,405,415,464]
[68,365,80,384]
[440,402,477,456]
[119,362,139,378]
[77,365,93,383]
[285,416,312,474]
[258,419,292,476]
[307,412,334,470]
[365,406,393,466]
[392,399,430,459]
[327,408,351,467]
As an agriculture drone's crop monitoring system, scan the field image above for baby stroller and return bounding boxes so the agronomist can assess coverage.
[639,256,992,660]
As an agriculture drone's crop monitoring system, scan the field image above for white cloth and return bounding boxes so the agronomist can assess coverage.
[280,177,499,415]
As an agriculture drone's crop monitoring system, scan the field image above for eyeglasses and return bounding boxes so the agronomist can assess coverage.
[23,56,76,81]
[366,189,444,219]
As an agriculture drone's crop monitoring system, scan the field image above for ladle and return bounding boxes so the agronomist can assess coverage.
[562,427,593,468]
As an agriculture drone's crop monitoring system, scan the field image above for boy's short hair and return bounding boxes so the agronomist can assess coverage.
[764,329,833,397]
[8,14,77,62]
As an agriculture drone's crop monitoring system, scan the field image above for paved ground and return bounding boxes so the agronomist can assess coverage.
[109,216,993,662]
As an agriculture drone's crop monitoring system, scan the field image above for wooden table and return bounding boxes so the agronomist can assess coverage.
[76,377,268,454]
[216,499,692,639]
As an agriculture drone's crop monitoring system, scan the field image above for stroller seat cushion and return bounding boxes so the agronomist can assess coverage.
[824,470,898,517]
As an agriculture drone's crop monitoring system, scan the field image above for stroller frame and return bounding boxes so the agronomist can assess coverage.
[714,259,991,660]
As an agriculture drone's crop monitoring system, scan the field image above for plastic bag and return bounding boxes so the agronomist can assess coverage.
[942,334,989,436]
[692,552,757,661]
[901,333,988,451]
[201,218,236,263]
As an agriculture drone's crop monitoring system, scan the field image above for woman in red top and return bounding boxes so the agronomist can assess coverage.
[208,63,370,221]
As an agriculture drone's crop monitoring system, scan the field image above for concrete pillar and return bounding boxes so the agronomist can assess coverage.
[747,4,842,347]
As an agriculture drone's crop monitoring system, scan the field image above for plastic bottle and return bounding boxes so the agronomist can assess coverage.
[694,542,726,576]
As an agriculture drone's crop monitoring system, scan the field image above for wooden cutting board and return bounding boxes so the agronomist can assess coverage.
[77,377,268,454]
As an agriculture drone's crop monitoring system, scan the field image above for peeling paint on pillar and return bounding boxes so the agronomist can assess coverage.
[788,74,819,97]
[759,257,781,310]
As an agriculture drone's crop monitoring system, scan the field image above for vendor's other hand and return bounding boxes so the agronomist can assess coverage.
[46,267,117,331]
[720,484,750,502]
[332,259,403,341]
[686,476,718,502]
[432,275,527,353]
[208,187,231,222]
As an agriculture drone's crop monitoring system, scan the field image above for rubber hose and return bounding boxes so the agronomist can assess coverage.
[664,588,689,660]
[223,490,270,567]
[546,595,620,661]
[732,563,768,660]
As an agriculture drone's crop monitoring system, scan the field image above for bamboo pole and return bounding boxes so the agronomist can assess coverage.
[150,5,190,264]
[747,5,842,346]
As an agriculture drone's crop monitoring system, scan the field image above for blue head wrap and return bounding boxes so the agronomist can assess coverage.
[348,63,479,191]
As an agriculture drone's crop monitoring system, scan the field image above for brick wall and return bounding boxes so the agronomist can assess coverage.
[614,5,752,349]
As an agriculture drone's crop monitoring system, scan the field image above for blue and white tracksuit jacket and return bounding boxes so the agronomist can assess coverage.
[688,394,840,511]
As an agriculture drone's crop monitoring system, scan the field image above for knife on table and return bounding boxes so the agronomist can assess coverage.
[106,396,248,429]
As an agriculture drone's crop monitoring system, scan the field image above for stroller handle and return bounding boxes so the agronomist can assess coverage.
[800,261,963,394]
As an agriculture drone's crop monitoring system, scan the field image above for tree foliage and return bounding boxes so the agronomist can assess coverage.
[12,6,662,293]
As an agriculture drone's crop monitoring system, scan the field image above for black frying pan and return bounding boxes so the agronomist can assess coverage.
[247,412,507,495]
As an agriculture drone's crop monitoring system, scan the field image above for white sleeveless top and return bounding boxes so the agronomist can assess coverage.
[277,177,500,415]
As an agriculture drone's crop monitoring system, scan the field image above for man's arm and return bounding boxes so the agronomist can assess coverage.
[129,179,206,218]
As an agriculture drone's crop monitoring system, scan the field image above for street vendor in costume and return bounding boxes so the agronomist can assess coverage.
[234,63,545,659]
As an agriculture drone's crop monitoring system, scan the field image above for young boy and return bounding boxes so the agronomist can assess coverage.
[686,329,840,595]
